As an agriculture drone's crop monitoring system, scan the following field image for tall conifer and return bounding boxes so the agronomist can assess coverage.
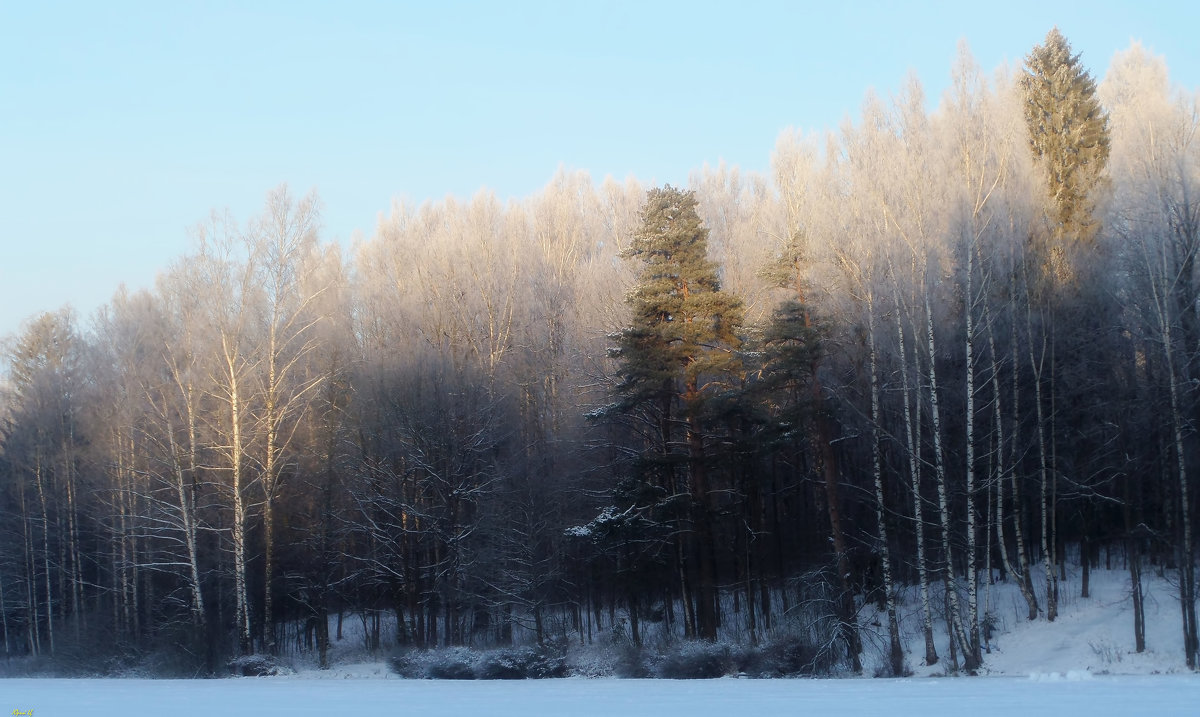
[1021,27,1111,284]
[607,186,743,640]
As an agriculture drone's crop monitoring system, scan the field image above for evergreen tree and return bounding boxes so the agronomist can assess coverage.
[611,186,743,416]
[1020,28,1114,625]
[758,232,864,672]
[605,185,743,640]
[1021,27,1111,285]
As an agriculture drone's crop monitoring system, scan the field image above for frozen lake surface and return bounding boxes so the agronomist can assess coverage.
[5,674,1200,717]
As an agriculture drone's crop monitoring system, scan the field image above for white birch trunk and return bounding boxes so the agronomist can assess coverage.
[20,481,40,655]
[263,325,278,654]
[926,292,973,666]
[223,334,252,655]
[34,454,54,655]
[168,425,205,624]
[868,295,904,674]
[963,236,981,666]
[895,290,937,665]
[986,300,1038,620]
[1164,318,1197,668]
[1149,256,1198,668]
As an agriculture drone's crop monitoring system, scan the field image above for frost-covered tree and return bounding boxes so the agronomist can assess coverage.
[1103,43,1200,669]
[1022,27,1111,286]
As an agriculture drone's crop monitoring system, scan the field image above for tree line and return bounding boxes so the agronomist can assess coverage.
[1,30,1197,675]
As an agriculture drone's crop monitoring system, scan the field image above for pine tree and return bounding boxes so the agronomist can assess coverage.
[612,186,743,413]
[607,185,743,641]
[759,231,865,672]
[1021,27,1111,286]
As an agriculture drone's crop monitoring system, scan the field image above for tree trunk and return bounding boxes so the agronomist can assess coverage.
[1028,304,1057,622]
[224,338,252,656]
[34,455,54,655]
[1161,307,1198,668]
[63,428,82,640]
[926,294,975,669]
[1130,534,1146,653]
[896,298,938,665]
[687,406,719,642]
[262,331,279,655]
[963,243,981,668]
[1081,528,1091,599]
[21,478,40,656]
[867,299,904,675]
[1010,312,1040,620]
[988,303,1038,620]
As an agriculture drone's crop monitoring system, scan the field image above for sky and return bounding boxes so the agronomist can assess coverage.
[2,0,1198,341]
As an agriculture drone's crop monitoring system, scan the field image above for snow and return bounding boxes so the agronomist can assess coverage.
[972,569,1185,677]
[888,563,1190,678]
[4,674,1199,717]
[4,566,1199,714]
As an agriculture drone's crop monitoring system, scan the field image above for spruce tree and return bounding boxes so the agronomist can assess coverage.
[1020,28,1112,625]
[607,185,743,640]
[1021,27,1111,285]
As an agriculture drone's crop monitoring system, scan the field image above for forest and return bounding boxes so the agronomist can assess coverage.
[1,30,1198,677]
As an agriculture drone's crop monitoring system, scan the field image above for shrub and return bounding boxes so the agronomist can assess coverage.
[613,643,651,678]
[390,645,568,680]
[477,646,566,679]
[425,647,478,679]
[729,633,845,678]
[387,652,422,679]
[655,641,734,679]
[229,654,294,677]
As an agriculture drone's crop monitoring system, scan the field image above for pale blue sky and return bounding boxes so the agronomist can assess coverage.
[2,1,1196,341]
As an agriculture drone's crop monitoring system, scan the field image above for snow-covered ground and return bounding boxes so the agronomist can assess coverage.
[892,563,1190,677]
[5,674,1199,717]
[296,565,1192,680]
[4,565,1198,714]
[968,565,1186,677]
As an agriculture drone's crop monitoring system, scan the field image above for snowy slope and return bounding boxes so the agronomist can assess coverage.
[977,568,1185,676]
[892,565,1189,677]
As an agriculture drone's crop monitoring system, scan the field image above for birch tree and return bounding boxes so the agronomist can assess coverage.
[248,186,326,653]
[1103,43,1200,668]
[193,213,263,655]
